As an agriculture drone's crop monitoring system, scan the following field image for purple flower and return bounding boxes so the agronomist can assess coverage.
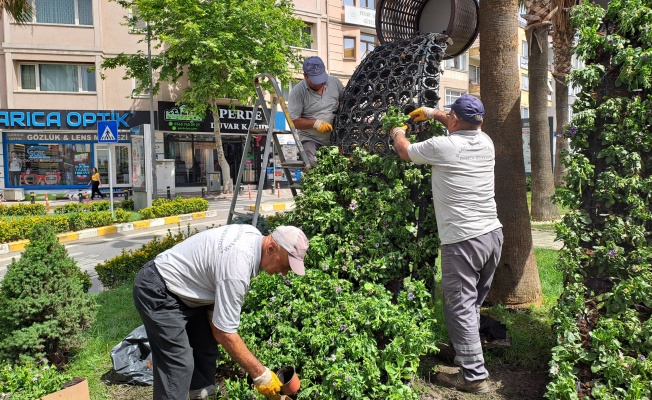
[567,127,578,136]
[270,296,276,303]
[330,337,334,343]
[640,355,646,361]
[340,324,347,331]
[285,279,291,286]
[375,243,380,248]
[349,200,358,211]
[607,249,618,257]
[407,292,415,300]
[336,286,342,294]
[346,375,351,382]
[275,313,280,318]
[358,235,364,241]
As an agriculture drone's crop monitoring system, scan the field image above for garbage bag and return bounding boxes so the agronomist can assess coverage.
[109,325,153,385]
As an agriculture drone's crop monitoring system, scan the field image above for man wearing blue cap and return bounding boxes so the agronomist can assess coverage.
[389,95,503,394]
[288,56,344,166]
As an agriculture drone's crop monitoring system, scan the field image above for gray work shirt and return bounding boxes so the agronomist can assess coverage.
[288,76,344,146]
[154,224,262,333]
[407,130,503,245]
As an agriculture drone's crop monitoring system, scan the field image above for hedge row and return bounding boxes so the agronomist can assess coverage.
[0,204,46,217]
[140,197,209,219]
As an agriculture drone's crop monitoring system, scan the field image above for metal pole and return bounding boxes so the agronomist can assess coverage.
[147,22,157,199]
[108,145,115,220]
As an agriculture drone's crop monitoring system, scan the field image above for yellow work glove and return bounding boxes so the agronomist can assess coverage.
[313,119,333,133]
[389,125,407,141]
[409,107,436,122]
[253,367,282,399]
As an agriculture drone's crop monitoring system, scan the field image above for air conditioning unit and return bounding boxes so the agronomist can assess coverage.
[3,188,25,201]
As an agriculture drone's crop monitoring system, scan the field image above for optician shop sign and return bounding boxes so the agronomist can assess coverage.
[0,109,151,130]
[158,101,268,133]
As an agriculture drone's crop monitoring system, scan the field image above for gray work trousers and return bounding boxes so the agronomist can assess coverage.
[133,261,218,400]
[301,140,321,167]
[441,228,503,382]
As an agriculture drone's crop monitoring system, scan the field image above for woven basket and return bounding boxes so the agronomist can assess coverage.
[375,0,479,59]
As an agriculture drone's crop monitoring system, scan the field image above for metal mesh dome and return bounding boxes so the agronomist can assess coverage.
[375,0,479,59]
[332,33,448,156]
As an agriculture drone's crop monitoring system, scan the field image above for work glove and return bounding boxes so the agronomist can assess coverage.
[253,367,282,399]
[313,119,333,133]
[409,107,436,122]
[389,125,407,141]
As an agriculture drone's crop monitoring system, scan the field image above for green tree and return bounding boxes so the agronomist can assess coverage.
[480,0,543,306]
[522,0,559,221]
[102,0,306,193]
[0,223,96,366]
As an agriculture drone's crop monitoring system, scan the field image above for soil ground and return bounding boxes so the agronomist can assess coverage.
[103,357,549,399]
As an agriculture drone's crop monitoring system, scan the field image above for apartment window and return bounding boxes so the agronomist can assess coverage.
[445,89,466,106]
[132,78,149,98]
[20,63,96,92]
[522,108,529,119]
[359,0,375,8]
[361,34,377,59]
[33,0,93,26]
[444,53,467,71]
[522,40,528,58]
[469,65,480,83]
[299,24,314,49]
[344,37,356,59]
[343,0,354,5]
[521,74,529,90]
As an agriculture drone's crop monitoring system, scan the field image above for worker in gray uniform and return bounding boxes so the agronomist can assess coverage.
[133,224,309,400]
[390,94,503,394]
[288,56,344,167]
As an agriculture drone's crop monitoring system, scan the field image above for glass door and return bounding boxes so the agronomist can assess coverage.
[95,146,110,185]
[114,145,131,185]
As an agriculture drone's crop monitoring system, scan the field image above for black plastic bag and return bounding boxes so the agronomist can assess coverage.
[109,325,153,386]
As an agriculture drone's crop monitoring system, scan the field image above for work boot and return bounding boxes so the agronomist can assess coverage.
[436,371,490,394]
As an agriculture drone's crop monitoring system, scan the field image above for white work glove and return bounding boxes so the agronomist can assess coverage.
[253,367,282,399]
[409,107,436,122]
[389,125,407,141]
[313,119,333,133]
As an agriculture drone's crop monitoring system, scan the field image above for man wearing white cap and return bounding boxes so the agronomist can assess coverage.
[288,56,344,167]
[133,224,309,400]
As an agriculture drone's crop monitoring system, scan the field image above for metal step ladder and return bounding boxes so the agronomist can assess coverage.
[227,73,309,227]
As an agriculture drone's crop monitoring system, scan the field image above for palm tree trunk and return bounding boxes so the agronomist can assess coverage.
[528,25,558,221]
[480,0,543,306]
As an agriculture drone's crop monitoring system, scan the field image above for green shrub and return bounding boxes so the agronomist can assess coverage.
[0,215,70,243]
[0,223,96,365]
[54,200,110,214]
[140,197,208,219]
[0,359,72,399]
[95,227,198,289]
[547,3,652,398]
[119,199,134,211]
[0,203,46,217]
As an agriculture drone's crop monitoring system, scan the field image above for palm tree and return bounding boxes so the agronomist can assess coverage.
[522,0,559,221]
[1,0,33,24]
[480,0,543,306]
[551,0,576,186]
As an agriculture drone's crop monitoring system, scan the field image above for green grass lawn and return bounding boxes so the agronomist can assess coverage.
[68,247,562,399]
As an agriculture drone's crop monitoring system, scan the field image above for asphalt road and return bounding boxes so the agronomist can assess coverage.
[0,192,295,293]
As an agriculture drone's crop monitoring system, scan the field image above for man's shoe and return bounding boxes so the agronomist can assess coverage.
[436,371,490,394]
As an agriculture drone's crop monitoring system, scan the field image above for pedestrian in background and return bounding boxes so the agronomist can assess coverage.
[87,167,104,199]
[288,56,344,167]
[390,94,503,394]
[133,224,309,400]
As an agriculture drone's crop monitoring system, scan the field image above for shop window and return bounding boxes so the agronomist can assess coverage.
[19,63,96,92]
[344,37,356,60]
[33,0,93,26]
[361,34,377,59]
[5,142,92,187]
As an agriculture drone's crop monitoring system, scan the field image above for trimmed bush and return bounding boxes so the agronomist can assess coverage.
[95,227,198,289]
[0,223,96,365]
[0,203,46,217]
[139,197,208,219]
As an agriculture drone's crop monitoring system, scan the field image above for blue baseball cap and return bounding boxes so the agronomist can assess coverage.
[303,56,328,85]
[445,94,484,125]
